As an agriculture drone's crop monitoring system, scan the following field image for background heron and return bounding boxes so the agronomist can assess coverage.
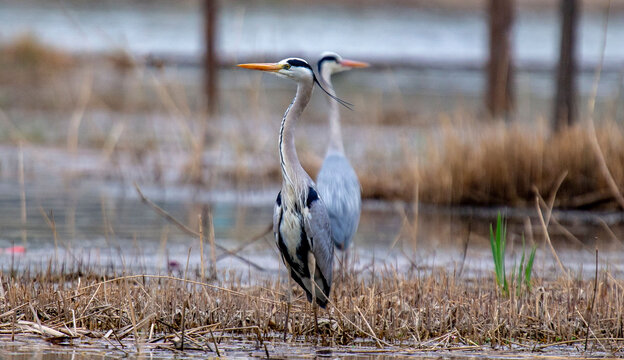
[237,58,337,338]
[316,52,368,251]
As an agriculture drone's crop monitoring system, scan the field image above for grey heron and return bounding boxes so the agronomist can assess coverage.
[237,58,342,338]
[316,52,368,251]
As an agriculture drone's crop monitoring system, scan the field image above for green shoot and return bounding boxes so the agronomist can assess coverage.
[489,212,537,297]
[523,239,537,290]
[513,235,537,295]
[489,212,508,294]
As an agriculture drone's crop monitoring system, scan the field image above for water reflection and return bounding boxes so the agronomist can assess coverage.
[0,339,601,359]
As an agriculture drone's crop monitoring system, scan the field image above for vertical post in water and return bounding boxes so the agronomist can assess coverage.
[553,0,578,132]
[487,0,515,119]
[204,0,218,115]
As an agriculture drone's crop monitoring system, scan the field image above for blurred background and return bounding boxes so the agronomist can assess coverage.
[0,0,623,276]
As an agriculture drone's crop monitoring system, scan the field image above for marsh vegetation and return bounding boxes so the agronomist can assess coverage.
[1,2,624,358]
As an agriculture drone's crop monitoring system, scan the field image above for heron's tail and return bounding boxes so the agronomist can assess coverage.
[290,267,332,308]
[313,268,331,308]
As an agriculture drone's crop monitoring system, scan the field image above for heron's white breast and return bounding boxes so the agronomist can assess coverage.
[280,208,303,263]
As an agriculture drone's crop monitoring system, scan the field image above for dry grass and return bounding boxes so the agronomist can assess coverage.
[361,121,624,209]
[1,259,623,355]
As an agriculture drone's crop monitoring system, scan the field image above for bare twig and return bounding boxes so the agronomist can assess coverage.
[199,214,205,281]
[209,329,221,357]
[133,182,265,271]
[535,197,569,279]
[207,211,217,278]
[585,249,599,352]
[355,305,382,348]
[215,226,269,262]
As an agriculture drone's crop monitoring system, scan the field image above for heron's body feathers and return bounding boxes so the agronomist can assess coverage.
[241,56,334,311]
[316,152,361,250]
[316,52,364,250]
[274,186,333,308]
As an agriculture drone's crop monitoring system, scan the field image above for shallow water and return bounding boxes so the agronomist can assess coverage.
[0,177,622,280]
[1,336,618,359]
[5,337,624,360]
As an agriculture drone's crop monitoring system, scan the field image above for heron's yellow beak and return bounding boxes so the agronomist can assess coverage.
[236,63,284,72]
[340,59,369,68]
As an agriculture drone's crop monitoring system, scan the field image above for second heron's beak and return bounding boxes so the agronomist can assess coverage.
[340,59,369,68]
[236,63,284,72]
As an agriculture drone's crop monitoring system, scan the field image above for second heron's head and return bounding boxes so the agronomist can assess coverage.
[237,58,314,83]
[317,51,369,77]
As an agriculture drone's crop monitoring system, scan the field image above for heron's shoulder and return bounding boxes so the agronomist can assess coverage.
[317,154,359,189]
[306,186,320,207]
[323,151,349,163]
[320,153,355,172]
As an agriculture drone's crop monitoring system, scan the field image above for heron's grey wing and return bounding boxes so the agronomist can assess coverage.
[303,187,334,307]
[316,153,362,250]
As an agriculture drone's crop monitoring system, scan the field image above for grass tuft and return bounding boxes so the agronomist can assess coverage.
[489,212,537,297]
[358,121,624,208]
[489,212,508,294]
[0,34,72,80]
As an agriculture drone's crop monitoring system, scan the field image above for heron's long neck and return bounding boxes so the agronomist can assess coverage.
[279,80,313,192]
[321,71,344,154]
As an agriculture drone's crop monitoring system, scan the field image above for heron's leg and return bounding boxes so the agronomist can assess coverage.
[313,301,319,342]
[341,249,347,281]
[308,253,319,338]
[283,276,292,342]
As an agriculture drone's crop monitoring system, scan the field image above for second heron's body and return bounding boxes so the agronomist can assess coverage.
[316,52,368,250]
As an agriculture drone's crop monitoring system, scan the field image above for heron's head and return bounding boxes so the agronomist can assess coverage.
[317,51,369,76]
[238,57,354,110]
[237,58,314,83]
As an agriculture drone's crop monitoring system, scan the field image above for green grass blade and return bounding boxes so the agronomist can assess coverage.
[489,222,500,287]
[499,214,507,293]
[516,236,526,295]
[524,244,537,289]
[490,212,509,294]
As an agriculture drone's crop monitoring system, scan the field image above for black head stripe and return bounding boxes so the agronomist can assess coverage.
[287,59,312,70]
[317,55,339,74]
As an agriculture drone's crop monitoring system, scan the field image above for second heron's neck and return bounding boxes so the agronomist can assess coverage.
[279,80,313,193]
[322,72,344,154]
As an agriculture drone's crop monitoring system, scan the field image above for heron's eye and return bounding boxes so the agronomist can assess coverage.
[283,64,291,70]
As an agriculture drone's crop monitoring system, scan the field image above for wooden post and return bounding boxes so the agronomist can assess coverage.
[553,0,578,132]
[487,0,515,119]
[203,0,218,115]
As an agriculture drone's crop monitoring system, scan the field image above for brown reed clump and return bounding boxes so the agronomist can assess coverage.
[1,261,623,355]
[361,121,624,209]
[0,34,73,84]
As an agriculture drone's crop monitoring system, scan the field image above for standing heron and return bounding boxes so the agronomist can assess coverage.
[237,58,342,338]
[316,52,368,251]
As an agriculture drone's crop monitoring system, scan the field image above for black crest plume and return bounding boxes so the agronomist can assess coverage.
[286,58,353,110]
[313,75,353,111]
